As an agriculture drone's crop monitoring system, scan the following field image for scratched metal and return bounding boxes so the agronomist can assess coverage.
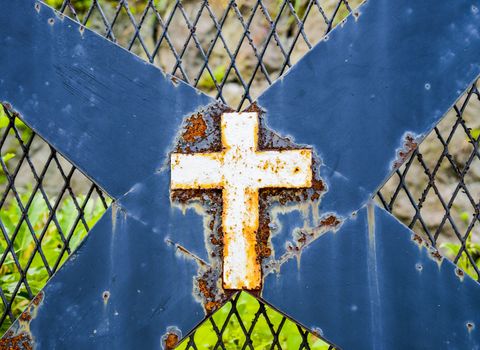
[0,0,213,200]
[1,0,480,349]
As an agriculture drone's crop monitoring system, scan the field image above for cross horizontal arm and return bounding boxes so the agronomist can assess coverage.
[0,0,214,199]
[171,153,223,189]
[254,150,312,188]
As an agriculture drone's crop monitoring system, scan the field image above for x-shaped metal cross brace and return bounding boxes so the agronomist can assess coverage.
[1,0,480,348]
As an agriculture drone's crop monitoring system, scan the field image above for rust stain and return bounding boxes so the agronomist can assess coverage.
[392,133,418,169]
[0,292,44,350]
[429,249,443,262]
[164,333,179,349]
[265,212,343,273]
[195,269,233,314]
[182,114,208,143]
[170,75,179,86]
[174,102,232,154]
[172,111,313,290]
[102,290,111,306]
[0,331,33,350]
[161,327,183,350]
[455,267,465,281]
[320,215,341,227]
[166,239,209,268]
[412,233,423,245]
[170,102,327,302]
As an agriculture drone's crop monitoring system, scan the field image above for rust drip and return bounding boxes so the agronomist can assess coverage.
[392,133,418,169]
[195,269,233,314]
[265,213,343,274]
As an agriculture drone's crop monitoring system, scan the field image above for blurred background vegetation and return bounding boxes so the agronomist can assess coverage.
[1,0,480,348]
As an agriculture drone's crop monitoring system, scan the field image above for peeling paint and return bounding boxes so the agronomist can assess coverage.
[264,212,343,275]
[169,104,327,305]
[171,111,313,290]
[392,133,420,169]
[0,292,44,350]
[161,327,181,350]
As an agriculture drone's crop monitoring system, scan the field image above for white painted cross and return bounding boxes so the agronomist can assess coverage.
[171,112,312,290]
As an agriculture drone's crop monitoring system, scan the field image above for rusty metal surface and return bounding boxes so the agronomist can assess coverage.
[171,112,313,290]
[1,0,480,348]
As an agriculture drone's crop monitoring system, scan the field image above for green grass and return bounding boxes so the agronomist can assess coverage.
[176,292,332,349]
[0,189,108,334]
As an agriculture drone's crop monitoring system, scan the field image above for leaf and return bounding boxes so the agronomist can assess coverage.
[197,65,227,90]
[470,128,480,141]
[2,153,15,163]
[439,242,461,258]
[459,211,470,224]
[0,114,10,128]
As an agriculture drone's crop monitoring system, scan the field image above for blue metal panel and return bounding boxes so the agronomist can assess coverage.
[263,204,480,349]
[0,0,214,199]
[257,0,480,347]
[257,0,480,217]
[1,0,480,348]
[25,205,205,349]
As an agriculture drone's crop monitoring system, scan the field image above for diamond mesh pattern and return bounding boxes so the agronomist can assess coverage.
[378,82,480,281]
[0,0,479,347]
[176,292,337,350]
[53,0,362,109]
[0,104,110,333]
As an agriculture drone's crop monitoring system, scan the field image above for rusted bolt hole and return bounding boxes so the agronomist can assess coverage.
[467,322,475,332]
[48,18,55,25]
[102,291,110,301]
[35,3,41,12]
[165,333,179,349]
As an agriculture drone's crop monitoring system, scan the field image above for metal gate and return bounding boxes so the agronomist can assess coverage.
[0,0,480,348]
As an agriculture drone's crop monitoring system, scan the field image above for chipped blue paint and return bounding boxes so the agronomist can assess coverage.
[1,0,480,348]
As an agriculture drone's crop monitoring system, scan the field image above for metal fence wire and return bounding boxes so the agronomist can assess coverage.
[0,0,479,348]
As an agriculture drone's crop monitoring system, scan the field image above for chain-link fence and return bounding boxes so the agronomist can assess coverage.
[0,0,479,348]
